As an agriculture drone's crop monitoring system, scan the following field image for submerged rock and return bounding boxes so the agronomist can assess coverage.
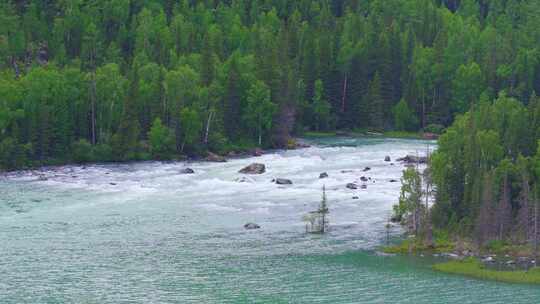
[346,183,358,190]
[275,178,292,185]
[244,223,260,230]
[251,148,264,156]
[239,163,266,174]
[235,177,254,183]
[352,196,359,199]
[363,167,371,172]
[180,168,195,174]
[360,184,367,189]
[389,179,399,183]
[384,156,391,162]
[319,172,328,179]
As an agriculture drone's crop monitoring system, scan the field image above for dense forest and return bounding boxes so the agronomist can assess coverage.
[430,94,540,250]
[1,0,540,171]
[396,92,540,253]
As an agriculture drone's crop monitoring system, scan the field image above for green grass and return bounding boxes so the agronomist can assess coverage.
[383,230,455,254]
[433,258,540,285]
[302,131,338,138]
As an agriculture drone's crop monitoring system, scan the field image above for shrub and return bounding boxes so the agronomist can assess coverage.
[423,124,445,134]
[71,139,94,163]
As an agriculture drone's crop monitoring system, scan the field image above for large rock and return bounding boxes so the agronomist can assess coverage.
[180,168,195,174]
[275,178,293,185]
[244,223,260,230]
[397,155,427,164]
[239,163,266,174]
[319,172,329,179]
[346,183,358,190]
[206,152,227,162]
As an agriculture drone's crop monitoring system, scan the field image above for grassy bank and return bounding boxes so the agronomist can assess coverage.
[383,231,455,254]
[433,258,540,285]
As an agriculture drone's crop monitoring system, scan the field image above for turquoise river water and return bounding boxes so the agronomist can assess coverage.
[1,137,539,303]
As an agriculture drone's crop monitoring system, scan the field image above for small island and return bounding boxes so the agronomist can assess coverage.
[386,95,540,285]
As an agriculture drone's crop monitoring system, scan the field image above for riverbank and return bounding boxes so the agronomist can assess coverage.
[383,234,540,285]
[0,137,313,175]
[302,130,437,140]
[434,258,540,285]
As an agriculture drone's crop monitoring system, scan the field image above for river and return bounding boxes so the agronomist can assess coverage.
[1,137,539,303]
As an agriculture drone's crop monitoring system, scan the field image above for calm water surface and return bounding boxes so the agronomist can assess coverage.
[1,137,539,303]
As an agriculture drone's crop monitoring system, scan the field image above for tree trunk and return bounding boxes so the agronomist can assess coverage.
[203,110,213,145]
[535,193,539,262]
[90,72,97,145]
[341,74,348,112]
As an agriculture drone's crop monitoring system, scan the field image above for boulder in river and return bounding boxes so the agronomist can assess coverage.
[346,183,358,190]
[319,172,328,179]
[180,168,195,174]
[384,156,391,162]
[363,167,371,172]
[275,178,293,185]
[244,223,260,230]
[389,179,398,183]
[206,152,227,162]
[397,155,427,164]
[239,163,266,174]
[360,176,368,182]
[352,196,359,200]
[360,184,367,189]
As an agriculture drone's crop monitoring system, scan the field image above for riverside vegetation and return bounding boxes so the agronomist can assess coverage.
[2,0,540,286]
[388,95,540,284]
[2,0,540,172]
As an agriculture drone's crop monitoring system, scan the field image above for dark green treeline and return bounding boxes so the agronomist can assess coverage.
[2,0,540,169]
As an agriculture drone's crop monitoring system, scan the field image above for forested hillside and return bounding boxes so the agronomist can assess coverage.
[1,0,540,170]
[431,93,540,247]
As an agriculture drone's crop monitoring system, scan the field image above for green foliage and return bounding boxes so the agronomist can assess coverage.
[393,167,423,222]
[431,92,540,246]
[244,80,276,146]
[1,0,540,169]
[423,124,445,134]
[392,99,418,131]
[311,79,332,131]
[0,137,30,170]
[71,139,93,163]
[148,118,175,159]
[179,107,202,153]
